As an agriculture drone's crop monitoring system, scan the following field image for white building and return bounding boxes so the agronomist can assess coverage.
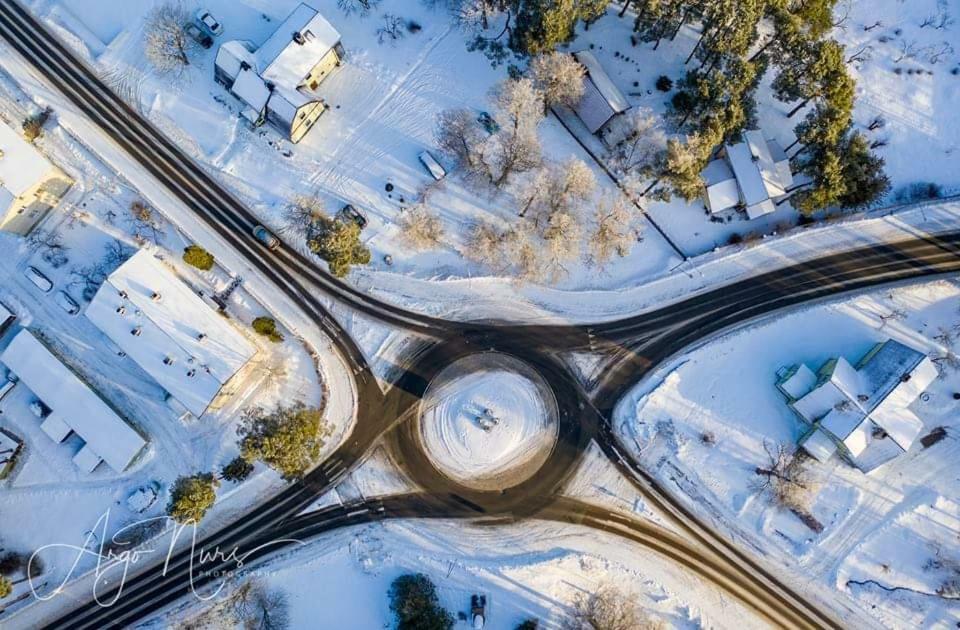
[86,250,257,417]
[0,330,147,473]
[214,3,344,143]
[0,120,73,235]
[571,51,630,135]
[776,339,937,473]
[702,130,793,219]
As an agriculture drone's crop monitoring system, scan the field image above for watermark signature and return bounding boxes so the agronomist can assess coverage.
[26,510,305,607]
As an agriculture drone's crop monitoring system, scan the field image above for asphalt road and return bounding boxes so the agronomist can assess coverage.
[2,1,960,628]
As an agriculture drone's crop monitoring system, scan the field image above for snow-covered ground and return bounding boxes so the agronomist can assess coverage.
[419,353,558,491]
[615,278,960,627]
[163,518,769,630]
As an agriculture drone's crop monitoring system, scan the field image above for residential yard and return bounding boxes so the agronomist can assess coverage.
[615,278,960,628]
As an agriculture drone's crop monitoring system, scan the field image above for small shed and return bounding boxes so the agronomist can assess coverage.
[572,51,630,134]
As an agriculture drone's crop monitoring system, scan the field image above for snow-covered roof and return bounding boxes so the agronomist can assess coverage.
[702,158,739,212]
[0,119,55,211]
[801,428,837,462]
[744,130,790,199]
[257,3,340,89]
[0,330,146,472]
[85,250,256,417]
[231,67,271,113]
[215,40,257,83]
[572,51,629,134]
[73,444,103,473]
[777,363,817,401]
[786,340,934,473]
[725,140,770,208]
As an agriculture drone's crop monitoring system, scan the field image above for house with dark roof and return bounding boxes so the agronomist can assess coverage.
[776,339,937,473]
[214,3,344,143]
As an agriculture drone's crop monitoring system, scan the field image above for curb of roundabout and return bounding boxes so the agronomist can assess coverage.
[388,333,597,516]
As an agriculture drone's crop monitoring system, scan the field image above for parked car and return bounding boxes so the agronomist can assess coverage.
[471,594,487,629]
[185,23,213,49]
[56,291,80,315]
[194,9,223,37]
[252,225,280,250]
[418,150,446,181]
[0,371,18,403]
[477,111,499,134]
[23,266,52,292]
[339,204,368,229]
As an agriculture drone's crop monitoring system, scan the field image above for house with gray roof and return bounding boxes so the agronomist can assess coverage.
[776,339,937,473]
[214,3,344,143]
[571,51,630,136]
[702,130,793,219]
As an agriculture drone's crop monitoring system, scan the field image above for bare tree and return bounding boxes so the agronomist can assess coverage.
[376,14,406,45]
[435,108,487,176]
[514,166,550,217]
[541,209,582,281]
[144,2,196,77]
[26,229,69,268]
[399,205,445,250]
[564,584,664,630]
[232,578,290,630]
[754,442,821,530]
[69,240,133,301]
[588,196,634,268]
[337,0,382,17]
[284,195,326,239]
[529,51,586,111]
[465,221,507,270]
[483,77,544,187]
[502,222,541,282]
[128,200,165,244]
[450,0,506,33]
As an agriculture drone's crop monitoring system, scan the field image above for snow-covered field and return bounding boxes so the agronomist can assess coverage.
[419,353,558,491]
[165,518,769,630]
[615,279,960,627]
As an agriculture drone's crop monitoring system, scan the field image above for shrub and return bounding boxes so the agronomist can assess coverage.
[388,574,453,630]
[221,456,255,483]
[182,244,215,271]
[22,108,51,142]
[252,316,284,343]
[167,472,219,523]
[655,75,673,91]
[0,575,12,599]
[307,216,371,277]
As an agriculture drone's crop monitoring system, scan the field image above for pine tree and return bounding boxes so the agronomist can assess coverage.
[307,216,371,277]
[167,473,219,524]
[633,0,686,50]
[0,575,12,599]
[793,147,846,213]
[662,136,708,202]
[252,316,284,343]
[388,574,454,630]
[238,403,330,480]
[835,131,890,209]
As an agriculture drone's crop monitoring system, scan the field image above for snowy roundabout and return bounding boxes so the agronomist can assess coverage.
[418,353,560,492]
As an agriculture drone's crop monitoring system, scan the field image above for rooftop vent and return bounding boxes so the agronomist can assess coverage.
[130,327,142,336]
[901,373,912,383]
[116,306,127,315]
[292,31,305,45]
[151,291,162,302]
[163,356,175,366]
[118,290,129,299]
[186,369,196,378]
[197,332,207,341]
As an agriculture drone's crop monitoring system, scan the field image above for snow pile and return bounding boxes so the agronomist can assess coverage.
[420,353,558,491]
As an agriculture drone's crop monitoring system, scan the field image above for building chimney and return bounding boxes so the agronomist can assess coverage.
[130,327,142,336]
